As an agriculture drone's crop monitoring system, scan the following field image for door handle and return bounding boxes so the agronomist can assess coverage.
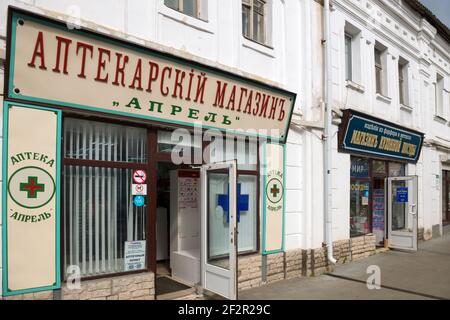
[409,204,417,215]
[231,228,238,245]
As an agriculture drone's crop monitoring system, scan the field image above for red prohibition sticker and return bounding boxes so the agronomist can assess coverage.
[133,170,147,184]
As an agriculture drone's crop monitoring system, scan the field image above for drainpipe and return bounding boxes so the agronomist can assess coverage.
[323,0,337,265]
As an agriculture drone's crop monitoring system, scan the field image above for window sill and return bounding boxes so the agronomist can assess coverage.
[158,5,214,34]
[346,80,365,93]
[434,114,447,124]
[350,232,374,239]
[400,104,413,112]
[242,36,275,58]
[62,269,151,283]
[375,93,392,104]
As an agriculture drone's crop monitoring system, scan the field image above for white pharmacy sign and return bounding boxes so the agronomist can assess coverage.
[124,241,146,271]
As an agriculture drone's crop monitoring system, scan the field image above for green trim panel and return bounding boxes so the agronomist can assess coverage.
[262,143,285,255]
[2,101,61,297]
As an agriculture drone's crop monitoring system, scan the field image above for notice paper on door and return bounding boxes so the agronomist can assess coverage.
[124,241,146,271]
[362,196,369,206]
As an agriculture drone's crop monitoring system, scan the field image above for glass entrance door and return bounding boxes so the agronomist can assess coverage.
[387,176,418,251]
[200,160,238,300]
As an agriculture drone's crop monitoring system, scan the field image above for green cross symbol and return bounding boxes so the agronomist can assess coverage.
[20,176,45,199]
[270,184,280,198]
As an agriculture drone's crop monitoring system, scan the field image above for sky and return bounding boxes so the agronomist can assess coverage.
[419,0,450,28]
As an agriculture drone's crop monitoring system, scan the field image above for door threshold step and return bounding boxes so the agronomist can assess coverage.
[174,293,205,300]
[157,287,196,300]
[375,247,390,254]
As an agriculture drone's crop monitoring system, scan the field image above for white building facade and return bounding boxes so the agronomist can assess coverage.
[0,0,448,300]
[329,0,450,246]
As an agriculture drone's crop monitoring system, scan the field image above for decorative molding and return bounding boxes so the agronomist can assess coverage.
[400,104,413,113]
[242,37,276,58]
[419,18,437,40]
[380,0,422,33]
[376,93,392,104]
[157,1,214,34]
[419,68,431,79]
[433,115,447,125]
[346,80,365,93]
[428,137,450,152]
[336,0,421,58]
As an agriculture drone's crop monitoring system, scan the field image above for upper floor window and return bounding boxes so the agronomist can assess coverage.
[345,33,353,81]
[344,21,362,85]
[164,0,207,21]
[242,0,267,45]
[435,73,444,117]
[374,42,388,96]
[398,57,409,106]
[375,48,383,94]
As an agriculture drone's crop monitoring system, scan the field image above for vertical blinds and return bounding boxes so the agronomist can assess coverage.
[64,118,147,278]
[64,118,147,163]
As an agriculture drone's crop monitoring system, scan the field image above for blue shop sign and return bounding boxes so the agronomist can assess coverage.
[339,110,424,163]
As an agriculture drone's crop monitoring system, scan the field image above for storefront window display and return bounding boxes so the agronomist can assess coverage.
[350,156,405,239]
[62,118,261,279]
[350,158,370,237]
[63,118,149,278]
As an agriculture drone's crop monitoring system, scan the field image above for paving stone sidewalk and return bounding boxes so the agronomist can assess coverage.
[239,226,450,300]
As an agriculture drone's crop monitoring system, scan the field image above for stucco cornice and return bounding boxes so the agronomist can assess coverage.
[334,0,421,58]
